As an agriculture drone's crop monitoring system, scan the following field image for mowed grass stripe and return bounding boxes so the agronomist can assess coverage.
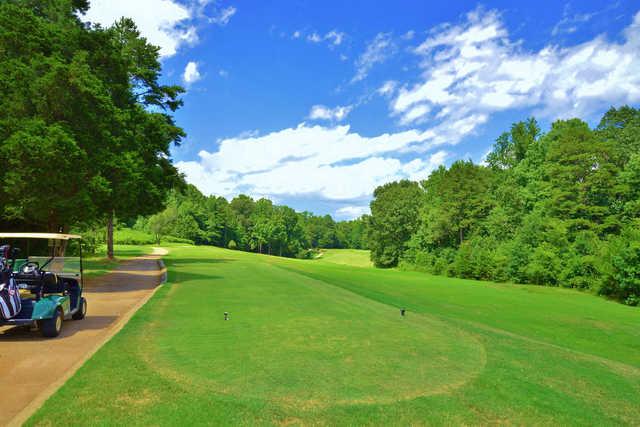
[27,245,640,426]
[315,249,373,268]
[149,252,486,407]
[273,257,640,368]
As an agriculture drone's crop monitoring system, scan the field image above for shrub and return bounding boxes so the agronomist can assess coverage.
[625,295,639,306]
[227,240,237,250]
[526,243,561,286]
[599,224,640,303]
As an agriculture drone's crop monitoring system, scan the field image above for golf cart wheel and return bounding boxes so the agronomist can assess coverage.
[39,308,63,338]
[72,297,87,320]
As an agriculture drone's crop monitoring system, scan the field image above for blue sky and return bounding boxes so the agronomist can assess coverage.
[84,0,640,219]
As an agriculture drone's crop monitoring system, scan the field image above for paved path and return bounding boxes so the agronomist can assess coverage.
[0,249,167,426]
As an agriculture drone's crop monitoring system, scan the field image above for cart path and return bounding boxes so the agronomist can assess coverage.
[0,248,168,427]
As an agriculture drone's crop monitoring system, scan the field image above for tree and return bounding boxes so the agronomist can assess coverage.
[418,161,493,247]
[0,2,184,259]
[0,1,111,230]
[147,206,177,244]
[543,119,619,234]
[95,18,185,258]
[486,118,541,169]
[368,180,423,267]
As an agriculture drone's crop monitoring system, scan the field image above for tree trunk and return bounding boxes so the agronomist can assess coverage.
[459,228,464,245]
[48,211,61,233]
[107,211,114,260]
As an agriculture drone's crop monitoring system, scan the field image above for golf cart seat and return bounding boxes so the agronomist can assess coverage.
[14,271,62,294]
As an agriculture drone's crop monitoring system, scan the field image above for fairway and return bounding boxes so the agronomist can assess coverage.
[315,249,373,268]
[28,246,640,426]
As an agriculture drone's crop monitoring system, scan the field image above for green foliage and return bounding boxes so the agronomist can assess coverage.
[599,223,640,303]
[130,186,367,259]
[486,118,541,169]
[368,180,423,267]
[369,107,640,305]
[0,1,184,234]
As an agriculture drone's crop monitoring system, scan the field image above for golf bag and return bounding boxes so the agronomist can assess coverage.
[0,245,21,320]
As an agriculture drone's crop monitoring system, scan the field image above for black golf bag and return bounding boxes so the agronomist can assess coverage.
[0,245,21,320]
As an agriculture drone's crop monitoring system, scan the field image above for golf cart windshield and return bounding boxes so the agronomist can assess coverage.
[0,233,82,278]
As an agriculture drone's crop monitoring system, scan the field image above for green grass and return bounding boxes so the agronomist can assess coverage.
[315,248,373,268]
[28,247,640,426]
[83,245,154,278]
[110,227,193,245]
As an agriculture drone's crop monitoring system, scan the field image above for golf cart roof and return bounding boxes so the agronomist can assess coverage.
[0,233,82,240]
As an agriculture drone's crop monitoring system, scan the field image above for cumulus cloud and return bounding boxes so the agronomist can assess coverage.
[392,7,640,125]
[176,124,448,201]
[336,206,370,219]
[308,105,353,121]
[83,0,236,57]
[183,61,201,84]
[402,150,448,180]
[83,0,193,57]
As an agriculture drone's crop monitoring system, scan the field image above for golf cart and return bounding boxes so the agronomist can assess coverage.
[0,233,87,338]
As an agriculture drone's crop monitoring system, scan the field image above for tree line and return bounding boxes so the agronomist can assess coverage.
[0,1,369,261]
[368,107,640,306]
[129,185,369,258]
[0,0,184,258]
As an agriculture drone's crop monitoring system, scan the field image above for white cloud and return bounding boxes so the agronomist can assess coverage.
[307,32,322,43]
[325,30,345,46]
[377,80,398,97]
[292,30,301,39]
[336,206,370,219]
[308,105,353,121]
[402,30,415,40]
[218,69,229,78]
[550,3,618,37]
[83,0,193,57]
[183,61,201,84]
[302,30,346,46]
[392,8,640,125]
[402,150,448,181]
[400,105,431,125]
[176,124,448,201]
[84,1,236,57]
[209,6,236,26]
[552,11,594,36]
[180,26,199,45]
[352,32,396,82]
